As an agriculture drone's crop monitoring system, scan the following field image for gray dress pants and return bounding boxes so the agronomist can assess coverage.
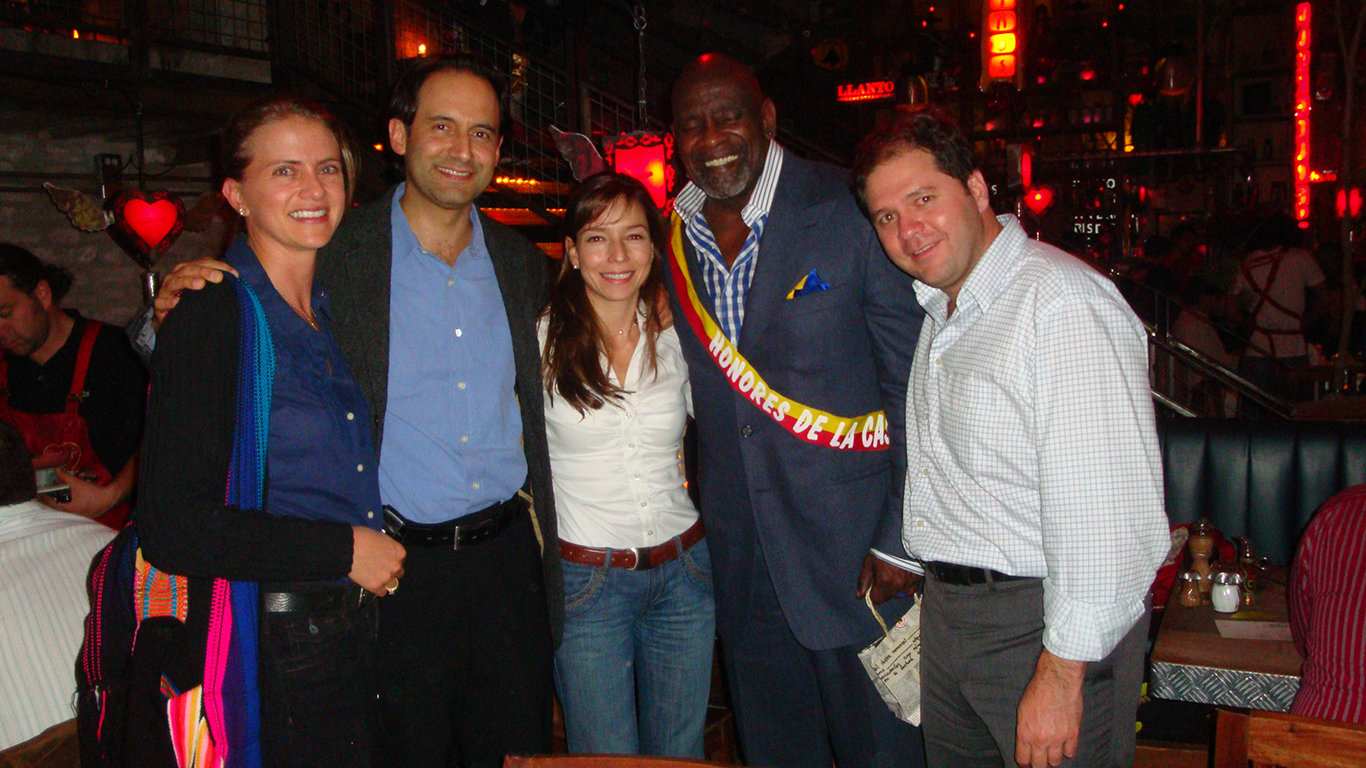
[920,573,1148,768]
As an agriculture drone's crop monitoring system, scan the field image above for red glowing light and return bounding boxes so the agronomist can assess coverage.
[989,55,1017,78]
[605,132,674,210]
[988,11,1017,32]
[1032,118,1044,128]
[1021,149,1033,189]
[1102,20,1108,27]
[1024,186,1055,215]
[1079,67,1095,81]
[991,33,1018,54]
[1127,93,1143,107]
[1293,2,1311,223]
[1338,189,1364,218]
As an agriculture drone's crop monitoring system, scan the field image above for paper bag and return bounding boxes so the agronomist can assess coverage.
[858,591,922,726]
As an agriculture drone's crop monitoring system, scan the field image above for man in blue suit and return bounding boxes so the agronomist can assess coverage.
[666,53,926,768]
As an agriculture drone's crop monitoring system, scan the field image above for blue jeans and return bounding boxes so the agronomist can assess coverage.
[554,538,716,758]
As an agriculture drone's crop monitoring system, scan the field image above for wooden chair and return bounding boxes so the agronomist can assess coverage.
[505,756,733,768]
[1213,710,1366,768]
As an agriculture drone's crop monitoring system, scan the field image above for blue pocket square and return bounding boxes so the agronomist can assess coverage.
[786,269,832,299]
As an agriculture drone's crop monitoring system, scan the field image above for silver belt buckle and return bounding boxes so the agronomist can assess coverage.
[452,524,463,551]
[630,546,648,570]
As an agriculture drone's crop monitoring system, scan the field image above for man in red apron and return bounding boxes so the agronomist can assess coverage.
[1233,216,1326,413]
[0,244,146,529]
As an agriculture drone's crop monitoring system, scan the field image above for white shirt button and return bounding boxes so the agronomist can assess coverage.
[447,280,454,287]
[646,529,654,536]
[455,328,463,337]
[628,442,636,449]
[917,518,926,528]
[367,511,374,519]
[458,382,466,390]
[346,412,355,420]
[461,435,469,443]
[923,468,929,476]
[639,501,647,508]
[473,482,481,490]
[357,464,364,472]
[935,358,942,366]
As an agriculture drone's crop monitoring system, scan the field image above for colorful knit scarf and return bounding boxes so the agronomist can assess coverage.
[145,276,274,768]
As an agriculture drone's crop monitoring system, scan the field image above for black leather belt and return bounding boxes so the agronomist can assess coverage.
[925,561,1029,586]
[260,583,373,614]
[382,495,523,549]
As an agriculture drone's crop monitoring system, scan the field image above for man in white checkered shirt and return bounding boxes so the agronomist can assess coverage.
[854,111,1169,768]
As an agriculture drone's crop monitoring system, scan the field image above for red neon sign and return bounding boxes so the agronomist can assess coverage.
[837,80,896,103]
[981,0,1022,89]
[1294,2,1311,223]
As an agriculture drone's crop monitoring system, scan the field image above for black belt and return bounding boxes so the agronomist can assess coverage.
[260,583,373,614]
[925,561,1029,586]
[382,494,523,549]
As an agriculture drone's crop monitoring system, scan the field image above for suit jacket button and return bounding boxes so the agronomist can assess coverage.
[741,425,753,438]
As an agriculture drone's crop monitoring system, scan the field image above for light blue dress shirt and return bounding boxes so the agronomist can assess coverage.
[378,184,527,523]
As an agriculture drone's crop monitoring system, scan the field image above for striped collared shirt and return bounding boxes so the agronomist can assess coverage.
[673,140,784,345]
[0,500,115,749]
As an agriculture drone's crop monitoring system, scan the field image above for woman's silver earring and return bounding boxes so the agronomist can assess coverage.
[238,208,247,217]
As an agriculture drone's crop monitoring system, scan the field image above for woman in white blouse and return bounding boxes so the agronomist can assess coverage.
[540,172,713,758]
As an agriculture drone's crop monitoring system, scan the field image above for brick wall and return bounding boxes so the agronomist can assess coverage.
[0,129,224,328]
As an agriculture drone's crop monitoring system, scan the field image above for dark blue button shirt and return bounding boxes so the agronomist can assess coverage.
[225,237,383,530]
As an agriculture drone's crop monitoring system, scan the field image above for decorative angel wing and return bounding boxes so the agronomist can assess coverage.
[183,191,228,232]
[43,183,113,232]
[549,126,607,182]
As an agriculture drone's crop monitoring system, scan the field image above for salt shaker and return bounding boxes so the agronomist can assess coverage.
[1211,570,1243,613]
[1178,571,1203,608]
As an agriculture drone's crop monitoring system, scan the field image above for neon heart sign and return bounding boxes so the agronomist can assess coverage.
[108,190,185,269]
[1023,186,1055,216]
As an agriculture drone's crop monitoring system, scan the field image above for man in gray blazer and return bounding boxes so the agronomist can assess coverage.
[666,53,925,768]
[152,57,559,768]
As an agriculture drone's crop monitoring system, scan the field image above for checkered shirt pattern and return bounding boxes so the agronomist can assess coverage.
[673,140,784,344]
[901,215,1169,662]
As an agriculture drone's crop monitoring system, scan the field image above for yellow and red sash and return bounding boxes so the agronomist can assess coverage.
[667,215,889,452]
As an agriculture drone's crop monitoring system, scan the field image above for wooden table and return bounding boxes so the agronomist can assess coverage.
[1149,567,1303,712]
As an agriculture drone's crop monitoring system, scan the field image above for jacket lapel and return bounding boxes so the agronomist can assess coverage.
[737,160,819,354]
[326,192,393,431]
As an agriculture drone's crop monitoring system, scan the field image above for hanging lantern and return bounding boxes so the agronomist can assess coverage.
[107,189,186,270]
[898,75,931,112]
[605,132,675,210]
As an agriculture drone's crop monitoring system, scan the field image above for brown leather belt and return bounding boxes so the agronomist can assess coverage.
[559,519,705,571]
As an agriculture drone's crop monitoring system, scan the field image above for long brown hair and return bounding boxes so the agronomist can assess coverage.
[543,172,668,415]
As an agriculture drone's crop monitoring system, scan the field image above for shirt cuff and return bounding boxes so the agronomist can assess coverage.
[1042,583,1146,662]
[871,548,922,575]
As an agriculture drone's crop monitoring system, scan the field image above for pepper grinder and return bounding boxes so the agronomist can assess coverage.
[1187,519,1216,604]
